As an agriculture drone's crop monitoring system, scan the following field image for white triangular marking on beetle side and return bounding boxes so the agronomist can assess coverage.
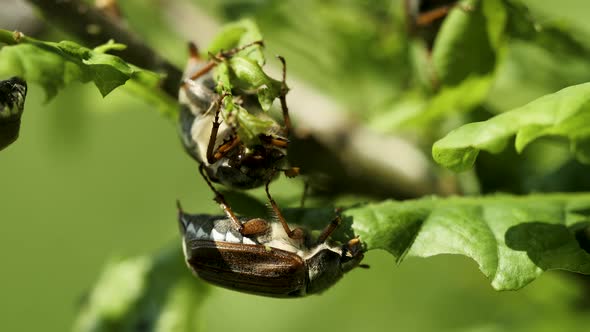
[211,228,226,241]
[243,237,256,245]
[225,232,242,243]
[195,227,208,240]
[187,222,196,235]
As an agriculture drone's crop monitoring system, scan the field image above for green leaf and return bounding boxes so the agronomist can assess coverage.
[393,0,507,129]
[407,75,493,128]
[233,102,274,144]
[433,0,506,85]
[74,245,209,332]
[76,193,590,320]
[486,1,590,112]
[342,193,590,291]
[433,82,590,171]
[152,278,204,332]
[0,43,71,100]
[226,56,282,111]
[206,21,283,141]
[0,30,164,100]
[228,57,281,92]
[206,19,264,66]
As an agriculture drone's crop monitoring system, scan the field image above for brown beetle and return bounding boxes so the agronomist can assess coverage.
[178,41,307,235]
[178,41,296,190]
[0,76,27,151]
[177,202,365,297]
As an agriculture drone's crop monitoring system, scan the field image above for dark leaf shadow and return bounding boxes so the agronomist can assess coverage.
[221,189,269,218]
[505,222,590,273]
[570,221,590,254]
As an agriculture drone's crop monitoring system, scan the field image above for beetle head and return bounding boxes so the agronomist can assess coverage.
[0,77,27,113]
[340,237,365,273]
[305,238,365,295]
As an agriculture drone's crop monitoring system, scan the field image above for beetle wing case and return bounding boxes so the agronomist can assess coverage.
[178,209,365,297]
[185,240,307,297]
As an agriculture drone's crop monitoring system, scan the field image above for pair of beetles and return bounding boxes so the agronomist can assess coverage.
[175,0,463,297]
[176,41,366,297]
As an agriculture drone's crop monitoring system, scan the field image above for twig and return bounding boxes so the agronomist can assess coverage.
[22,0,451,199]
[25,0,182,98]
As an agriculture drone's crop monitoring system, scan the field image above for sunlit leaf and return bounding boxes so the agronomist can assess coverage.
[207,21,283,140]
[186,193,590,292]
[343,193,590,290]
[0,29,163,100]
[221,99,274,145]
[433,82,590,171]
[207,19,264,66]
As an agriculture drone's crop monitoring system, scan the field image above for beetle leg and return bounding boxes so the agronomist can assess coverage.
[213,136,241,161]
[414,5,453,26]
[188,42,201,60]
[190,40,264,81]
[316,211,342,244]
[260,134,289,149]
[217,40,264,60]
[198,163,245,234]
[265,176,304,239]
[205,96,223,165]
[282,167,300,178]
[276,56,292,137]
[185,42,217,81]
[206,93,237,164]
[413,2,473,27]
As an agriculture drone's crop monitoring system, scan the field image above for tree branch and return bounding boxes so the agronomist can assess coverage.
[23,0,454,199]
[26,0,182,98]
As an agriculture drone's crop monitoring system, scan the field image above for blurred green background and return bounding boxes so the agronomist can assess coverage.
[3,0,590,331]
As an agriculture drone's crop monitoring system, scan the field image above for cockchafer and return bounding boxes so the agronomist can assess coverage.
[178,41,304,235]
[177,200,366,297]
[178,41,297,191]
[0,76,27,151]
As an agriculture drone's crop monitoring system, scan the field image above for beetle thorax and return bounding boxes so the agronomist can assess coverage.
[303,245,345,295]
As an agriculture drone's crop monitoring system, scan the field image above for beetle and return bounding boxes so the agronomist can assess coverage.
[178,41,297,191]
[178,41,304,234]
[177,201,365,297]
[0,76,27,151]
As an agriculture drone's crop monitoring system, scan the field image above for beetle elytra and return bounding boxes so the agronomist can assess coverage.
[177,202,365,297]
